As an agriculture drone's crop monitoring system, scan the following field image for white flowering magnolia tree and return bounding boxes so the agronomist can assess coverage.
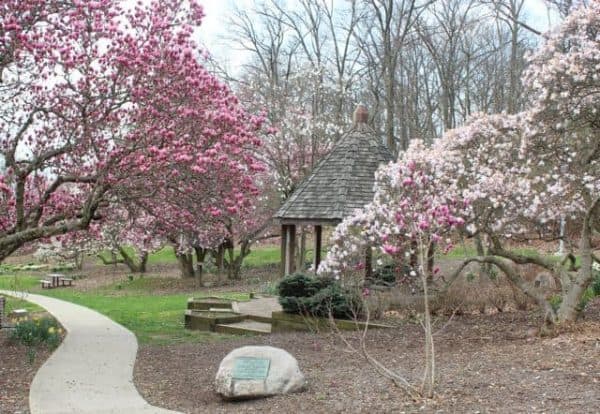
[317,3,599,398]
[319,141,467,398]
[319,1,600,328]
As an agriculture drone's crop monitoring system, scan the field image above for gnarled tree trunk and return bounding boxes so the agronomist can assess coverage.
[176,252,195,279]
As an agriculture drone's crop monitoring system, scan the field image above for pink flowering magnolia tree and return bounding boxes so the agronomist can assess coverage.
[486,1,599,323]
[0,0,264,262]
[93,209,165,274]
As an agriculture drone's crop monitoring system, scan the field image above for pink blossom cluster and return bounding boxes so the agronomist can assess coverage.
[0,0,266,259]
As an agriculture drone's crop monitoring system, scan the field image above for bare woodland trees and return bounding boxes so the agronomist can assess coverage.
[225,1,544,161]
[224,0,544,160]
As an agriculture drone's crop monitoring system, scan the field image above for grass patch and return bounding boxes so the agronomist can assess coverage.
[148,246,178,264]
[97,245,177,266]
[3,294,44,314]
[241,245,280,267]
[41,289,243,344]
[0,274,39,291]
[0,273,249,345]
[98,244,283,268]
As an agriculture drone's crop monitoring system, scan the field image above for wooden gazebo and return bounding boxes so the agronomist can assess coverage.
[274,105,394,276]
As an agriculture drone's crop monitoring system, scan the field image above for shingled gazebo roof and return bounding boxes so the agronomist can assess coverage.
[274,106,394,226]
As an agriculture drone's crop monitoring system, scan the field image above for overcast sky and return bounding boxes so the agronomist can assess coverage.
[195,0,559,73]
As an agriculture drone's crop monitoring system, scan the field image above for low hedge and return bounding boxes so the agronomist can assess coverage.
[277,273,362,319]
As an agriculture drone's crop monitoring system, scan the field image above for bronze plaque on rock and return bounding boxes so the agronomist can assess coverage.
[232,357,271,380]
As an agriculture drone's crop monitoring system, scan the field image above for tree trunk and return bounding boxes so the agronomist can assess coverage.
[418,236,435,398]
[426,242,435,283]
[225,247,236,280]
[194,246,206,284]
[74,253,84,270]
[214,246,224,273]
[139,251,148,274]
[466,255,558,324]
[176,252,195,278]
[117,246,147,274]
[475,234,492,280]
[557,206,595,322]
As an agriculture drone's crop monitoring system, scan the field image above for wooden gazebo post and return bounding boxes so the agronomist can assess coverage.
[280,224,297,276]
[313,225,322,272]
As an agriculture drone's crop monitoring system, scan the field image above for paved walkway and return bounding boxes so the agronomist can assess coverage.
[232,296,282,318]
[0,290,181,414]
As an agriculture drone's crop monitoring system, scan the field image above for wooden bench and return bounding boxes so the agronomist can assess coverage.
[40,279,53,288]
[59,277,73,287]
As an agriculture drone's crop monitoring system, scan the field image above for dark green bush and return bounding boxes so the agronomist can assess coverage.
[591,269,600,296]
[277,273,361,319]
[277,273,332,298]
[367,264,397,287]
[308,283,362,319]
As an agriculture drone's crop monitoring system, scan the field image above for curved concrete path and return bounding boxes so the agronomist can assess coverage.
[0,290,182,414]
[232,296,282,318]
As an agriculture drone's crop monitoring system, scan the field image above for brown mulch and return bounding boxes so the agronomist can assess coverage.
[0,330,55,414]
[3,253,600,413]
[134,303,600,414]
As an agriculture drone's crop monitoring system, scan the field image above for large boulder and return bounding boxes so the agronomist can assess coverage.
[214,345,306,399]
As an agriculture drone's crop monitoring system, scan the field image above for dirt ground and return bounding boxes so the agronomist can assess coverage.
[2,255,600,413]
[134,303,600,413]
[0,330,55,414]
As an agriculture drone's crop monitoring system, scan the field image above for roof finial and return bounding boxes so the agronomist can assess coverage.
[353,104,369,125]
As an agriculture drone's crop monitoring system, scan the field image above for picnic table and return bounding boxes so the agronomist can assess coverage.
[40,273,74,289]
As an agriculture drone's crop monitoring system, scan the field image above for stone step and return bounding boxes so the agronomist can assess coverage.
[215,319,272,335]
[245,314,273,324]
[208,307,235,312]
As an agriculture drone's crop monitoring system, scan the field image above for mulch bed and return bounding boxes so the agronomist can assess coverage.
[0,330,55,414]
[134,303,600,413]
[3,254,599,413]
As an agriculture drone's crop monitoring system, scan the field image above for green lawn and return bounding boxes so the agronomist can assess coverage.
[0,274,39,291]
[0,274,249,345]
[42,289,235,345]
[242,245,280,267]
[98,244,283,268]
[97,243,330,270]
[97,246,177,265]
[3,294,44,314]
